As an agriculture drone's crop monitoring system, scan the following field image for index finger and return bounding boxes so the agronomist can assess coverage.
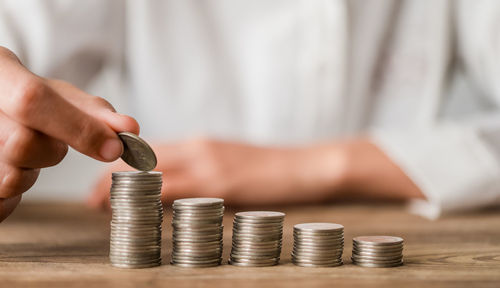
[0,66,122,161]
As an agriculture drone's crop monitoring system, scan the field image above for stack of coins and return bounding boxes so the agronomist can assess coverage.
[352,236,404,267]
[230,211,285,267]
[109,171,163,268]
[171,198,224,267]
[291,223,344,267]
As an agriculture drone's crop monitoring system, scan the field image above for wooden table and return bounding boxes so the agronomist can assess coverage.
[1,202,499,287]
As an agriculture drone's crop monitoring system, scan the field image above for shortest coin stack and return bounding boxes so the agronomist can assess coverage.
[171,198,224,267]
[292,223,344,267]
[352,236,404,267]
[109,171,163,269]
[230,211,285,267]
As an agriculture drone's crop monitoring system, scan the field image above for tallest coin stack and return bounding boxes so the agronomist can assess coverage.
[110,171,163,268]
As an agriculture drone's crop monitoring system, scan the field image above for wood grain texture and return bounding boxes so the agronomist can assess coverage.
[0,202,499,288]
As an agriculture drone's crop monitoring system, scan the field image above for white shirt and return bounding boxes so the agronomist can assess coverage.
[1,0,499,218]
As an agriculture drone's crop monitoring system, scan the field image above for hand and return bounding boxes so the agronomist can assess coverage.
[89,138,424,210]
[0,47,139,222]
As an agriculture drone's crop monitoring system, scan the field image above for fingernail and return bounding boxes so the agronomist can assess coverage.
[100,138,123,161]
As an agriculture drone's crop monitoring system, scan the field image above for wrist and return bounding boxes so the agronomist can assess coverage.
[336,138,425,200]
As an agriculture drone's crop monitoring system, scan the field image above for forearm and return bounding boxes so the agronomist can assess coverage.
[299,139,425,202]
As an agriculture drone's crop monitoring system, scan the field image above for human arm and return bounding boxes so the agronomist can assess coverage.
[89,138,424,209]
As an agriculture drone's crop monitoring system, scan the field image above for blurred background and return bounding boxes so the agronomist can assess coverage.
[1,0,498,213]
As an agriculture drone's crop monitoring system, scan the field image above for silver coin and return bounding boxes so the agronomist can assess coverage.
[291,257,343,264]
[111,219,163,225]
[113,170,162,177]
[111,189,162,194]
[229,258,280,266]
[292,248,344,255]
[171,261,221,268]
[234,218,282,224]
[235,211,285,218]
[352,255,403,262]
[110,230,162,236]
[294,231,344,237]
[173,236,223,242]
[232,245,282,250]
[232,242,282,249]
[292,254,343,260]
[353,236,404,246]
[110,239,161,246]
[294,231,344,238]
[233,219,283,225]
[173,197,224,207]
[172,242,223,249]
[292,260,343,268]
[110,252,161,259]
[173,226,223,233]
[229,260,279,267]
[351,256,403,264]
[294,222,343,232]
[110,199,162,205]
[111,193,161,199]
[173,233,223,239]
[352,250,403,258]
[230,251,280,258]
[233,232,283,239]
[172,221,223,228]
[111,261,161,269]
[111,202,162,208]
[173,218,222,225]
[110,222,161,229]
[170,257,222,264]
[171,256,222,262]
[172,250,222,257]
[110,246,161,253]
[230,245,281,252]
[111,210,162,215]
[112,182,163,187]
[172,248,223,254]
[117,133,157,171]
[351,259,403,268]
[352,245,403,253]
[229,257,280,264]
[173,213,223,219]
[173,212,224,218]
[111,213,163,219]
[233,226,283,232]
[233,219,283,229]
[294,238,344,245]
[112,177,162,181]
[173,240,223,246]
[292,257,343,263]
[110,257,161,264]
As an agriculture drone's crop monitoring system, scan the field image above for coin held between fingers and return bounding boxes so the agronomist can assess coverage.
[118,132,157,171]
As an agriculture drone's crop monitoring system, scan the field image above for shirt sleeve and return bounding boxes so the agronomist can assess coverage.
[371,123,500,219]
[371,0,500,219]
